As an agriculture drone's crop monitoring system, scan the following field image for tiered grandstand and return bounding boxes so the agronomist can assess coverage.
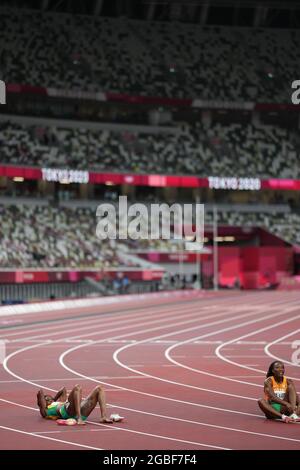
[0,120,298,177]
[0,0,300,300]
[0,9,298,102]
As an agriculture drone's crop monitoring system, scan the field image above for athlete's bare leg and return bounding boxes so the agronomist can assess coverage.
[258,399,294,422]
[81,385,113,423]
[287,384,298,412]
[65,384,85,425]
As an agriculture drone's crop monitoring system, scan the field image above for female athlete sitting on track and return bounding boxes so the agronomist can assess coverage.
[37,384,113,425]
[258,361,300,423]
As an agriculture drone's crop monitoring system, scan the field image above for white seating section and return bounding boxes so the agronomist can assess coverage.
[0,121,298,178]
[0,11,298,101]
[0,204,298,269]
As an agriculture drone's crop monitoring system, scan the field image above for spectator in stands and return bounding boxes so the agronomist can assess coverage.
[122,275,130,294]
[1,120,298,179]
[113,278,121,294]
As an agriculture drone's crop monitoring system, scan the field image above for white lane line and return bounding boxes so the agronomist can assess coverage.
[0,301,238,349]
[0,339,5,364]
[2,294,300,448]
[165,303,300,389]
[57,300,300,431]
[0,375,149,384]
[6,395,300,448]
[64,306,278,403]
[0,290,278,340]
[215,313,300,381]
[4,300,271,396]
[1,302,204,341]
[264,329,300,367]
[4,336,260,418]
[3,304,276,451]
[111,303,300,399]
[4,393,300,448]
[0,398,228,450]
[58,303,299,424]
[0,424,103,450]
[203,355,266,359]
[0,291,201,317]
[0,295,229,340]
[36,429,118,434]
[227,376,263,378]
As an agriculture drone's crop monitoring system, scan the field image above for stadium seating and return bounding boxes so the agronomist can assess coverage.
[0,121,298,178]
[0,203,299,268]
[0,10,297,101]
[0,204,129,268]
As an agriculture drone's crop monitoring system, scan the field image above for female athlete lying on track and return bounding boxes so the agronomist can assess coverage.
[258,361,300,423]
[37,384,114,425]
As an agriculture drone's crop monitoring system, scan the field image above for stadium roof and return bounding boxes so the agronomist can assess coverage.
[2,0,300,28]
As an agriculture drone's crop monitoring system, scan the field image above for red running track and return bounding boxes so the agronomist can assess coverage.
[1,290,300,450]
